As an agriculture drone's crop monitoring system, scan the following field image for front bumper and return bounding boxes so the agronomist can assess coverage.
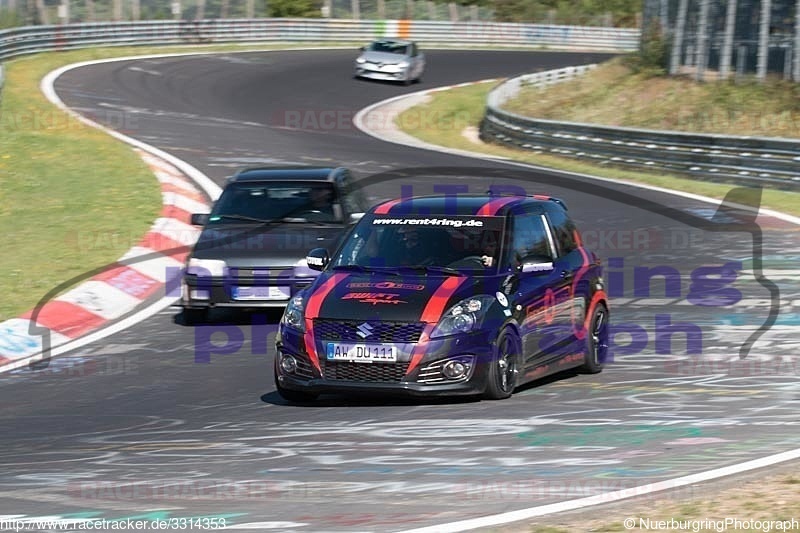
[275,326,497,397]
[355,64,409,81]
[182,272,316,309]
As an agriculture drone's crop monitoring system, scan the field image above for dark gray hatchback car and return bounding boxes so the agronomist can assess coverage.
[180,166,368,322]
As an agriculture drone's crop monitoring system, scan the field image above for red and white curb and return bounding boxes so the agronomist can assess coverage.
[0,150,211,373]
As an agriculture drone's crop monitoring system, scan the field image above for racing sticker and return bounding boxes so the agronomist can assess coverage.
[347,281,425,291]
[342,292,408,305]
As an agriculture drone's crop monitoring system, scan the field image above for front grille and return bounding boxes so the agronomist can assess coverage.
[321,360,410,382]
[228,267,293,281]
[314,319,425,343]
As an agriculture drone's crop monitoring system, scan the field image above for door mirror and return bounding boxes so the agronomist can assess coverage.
[190,213,210,226]
[306,248,330,272]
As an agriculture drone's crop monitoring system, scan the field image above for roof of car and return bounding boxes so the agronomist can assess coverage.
[229,167,340,183]
[371,38,413,45]
[370,194,566,216]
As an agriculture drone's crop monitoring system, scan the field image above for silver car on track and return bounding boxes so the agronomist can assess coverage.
[354,39,425,85]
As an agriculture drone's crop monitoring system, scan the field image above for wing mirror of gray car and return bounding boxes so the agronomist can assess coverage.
[190,213,210,226]
[306,248,330,272]
[520,255,554,274]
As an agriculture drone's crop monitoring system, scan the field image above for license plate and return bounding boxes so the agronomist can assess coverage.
[231,285,290,301]
[326,343,397,363]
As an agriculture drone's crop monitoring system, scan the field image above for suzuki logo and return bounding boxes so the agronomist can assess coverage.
[356,322,374,339]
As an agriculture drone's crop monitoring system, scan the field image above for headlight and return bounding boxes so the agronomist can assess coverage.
[281,295,306,331]
[430,295,496,338]
[187,257,227,277]
[398,61,410,68]
[356,57,366,64]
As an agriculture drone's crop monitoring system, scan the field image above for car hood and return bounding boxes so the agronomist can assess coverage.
[305,271,501,323]
[191,224,345,267]
[358,51,408,64]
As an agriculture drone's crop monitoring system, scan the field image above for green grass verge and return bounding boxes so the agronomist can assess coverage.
[0,50,166,322]
[505,58,800,137]
[395,79,800,218]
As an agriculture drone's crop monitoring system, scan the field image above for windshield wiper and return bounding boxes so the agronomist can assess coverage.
[396,265,461,276]
[330,264,369,272]
[215,214,275,224]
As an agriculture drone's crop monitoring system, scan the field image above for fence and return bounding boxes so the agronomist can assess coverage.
[0,19,639,60]
[0,0,496,25]
[481,66,800,190]
[642,0,800,82]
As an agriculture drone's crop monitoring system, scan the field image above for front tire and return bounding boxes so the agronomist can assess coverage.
[482,328,521,400]
[182,307,208,325]
[580,303,609,374]
[274,364,318,403]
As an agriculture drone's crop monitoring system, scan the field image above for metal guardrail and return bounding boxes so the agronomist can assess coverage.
[0,19,639,61]
[481,67,800,190]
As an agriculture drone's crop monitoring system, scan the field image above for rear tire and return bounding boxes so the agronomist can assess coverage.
[580,303,609,374]
[482,328,521,400]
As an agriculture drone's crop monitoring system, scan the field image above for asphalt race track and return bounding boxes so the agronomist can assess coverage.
[0,48,799,531]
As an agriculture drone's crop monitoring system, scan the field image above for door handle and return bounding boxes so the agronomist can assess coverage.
[561,270,573,281]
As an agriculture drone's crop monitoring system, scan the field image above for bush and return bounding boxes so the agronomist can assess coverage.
[627,21,669,76]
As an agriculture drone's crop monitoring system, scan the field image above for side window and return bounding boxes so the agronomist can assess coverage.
[505,213,553,269]
[339,172,367,215]
[546,207,578,256]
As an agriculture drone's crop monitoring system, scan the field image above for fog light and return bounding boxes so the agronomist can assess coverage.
[191,289,210,300]
[442,360,468,379]
[280,354,298,374]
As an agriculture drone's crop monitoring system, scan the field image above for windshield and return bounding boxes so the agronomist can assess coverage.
[331,214,506,274]
[208,181,340,224]
[367,41,409,54]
